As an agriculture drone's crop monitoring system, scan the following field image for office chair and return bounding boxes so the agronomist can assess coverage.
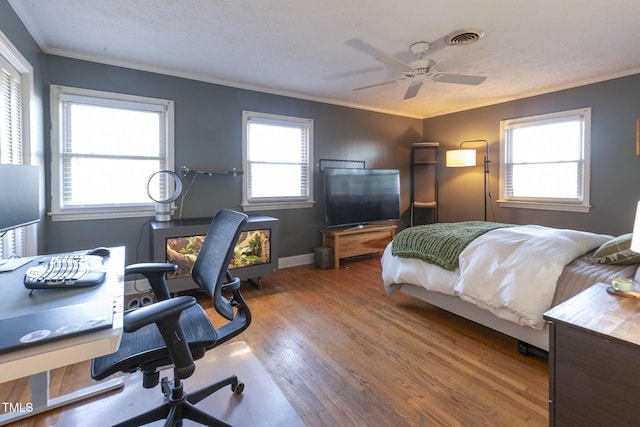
[91,209,250,427]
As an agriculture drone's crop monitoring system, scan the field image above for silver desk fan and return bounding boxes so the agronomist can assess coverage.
[146,170,182,221]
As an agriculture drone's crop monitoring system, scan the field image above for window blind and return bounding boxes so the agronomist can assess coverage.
[499,108,591,212]
[246,115,311,200]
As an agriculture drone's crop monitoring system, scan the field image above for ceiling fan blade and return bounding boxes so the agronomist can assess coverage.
[377,55,412,71]
[324,66,384,80]
[425,36,448,54]
[353,78,405,91]
[436,47,490,72]
[345,38,411,74]
[434,73,487,85]
[344,38,387,59]
[403,82,423,99]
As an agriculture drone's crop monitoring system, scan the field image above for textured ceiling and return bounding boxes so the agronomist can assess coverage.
[9,0,640,118]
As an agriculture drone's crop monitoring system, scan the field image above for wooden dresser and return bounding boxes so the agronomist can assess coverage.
[543,282,640,426]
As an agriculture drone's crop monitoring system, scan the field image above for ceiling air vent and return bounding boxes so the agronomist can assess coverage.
[445,30,484,46]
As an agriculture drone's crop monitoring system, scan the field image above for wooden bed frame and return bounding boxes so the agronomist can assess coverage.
[399,283,550,352]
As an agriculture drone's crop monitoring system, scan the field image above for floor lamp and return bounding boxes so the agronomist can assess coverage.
[446,139,490,221]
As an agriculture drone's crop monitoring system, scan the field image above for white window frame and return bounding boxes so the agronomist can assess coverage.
[0,29,38,259]
[50,85,175,221]
[242,111,314,211]
[498,107,591,213]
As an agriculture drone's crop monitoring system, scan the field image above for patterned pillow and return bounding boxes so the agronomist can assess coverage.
[590,233,640,265]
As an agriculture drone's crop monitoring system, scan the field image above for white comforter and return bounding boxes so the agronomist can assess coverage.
[382,225,611,329]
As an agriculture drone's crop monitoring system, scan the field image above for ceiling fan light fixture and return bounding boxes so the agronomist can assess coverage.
[409,41,430,57]
[444,29,484,46]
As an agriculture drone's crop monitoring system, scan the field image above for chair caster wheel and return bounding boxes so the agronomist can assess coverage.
[160,377,171,397]
[232,382,244,395]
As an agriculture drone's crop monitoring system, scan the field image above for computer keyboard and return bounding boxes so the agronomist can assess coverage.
[24,254,107,289]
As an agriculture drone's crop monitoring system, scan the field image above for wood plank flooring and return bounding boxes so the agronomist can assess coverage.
[1,256,548,426]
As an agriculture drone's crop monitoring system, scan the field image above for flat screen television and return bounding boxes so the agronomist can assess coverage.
[323,168,400,228]
[0,164,39,234]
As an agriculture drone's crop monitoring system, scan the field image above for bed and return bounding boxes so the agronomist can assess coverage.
[381,222,640,352]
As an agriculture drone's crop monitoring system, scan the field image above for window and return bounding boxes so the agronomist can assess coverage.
[50,85,174,221]
[0,31,35,259]
[498,108,591,212]
[242,111,314,211]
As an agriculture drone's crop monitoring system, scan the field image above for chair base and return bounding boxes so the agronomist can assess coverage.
[114,374,244,427]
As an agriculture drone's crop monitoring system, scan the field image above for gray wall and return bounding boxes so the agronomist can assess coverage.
[42,56,422,263]
[424,75,640,236]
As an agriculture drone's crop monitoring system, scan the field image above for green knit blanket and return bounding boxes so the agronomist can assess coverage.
[391,221,514,270]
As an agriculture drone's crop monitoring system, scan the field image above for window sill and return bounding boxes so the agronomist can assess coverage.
[242,200,315,211]
[496,199,591,213]
[49,207,158,222]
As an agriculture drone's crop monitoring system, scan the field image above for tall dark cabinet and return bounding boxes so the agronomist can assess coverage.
[411,142,438,226]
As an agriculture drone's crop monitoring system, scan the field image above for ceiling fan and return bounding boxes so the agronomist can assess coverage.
[353,40,489,100]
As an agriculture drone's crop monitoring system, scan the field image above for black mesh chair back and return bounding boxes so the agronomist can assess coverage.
[193,208,246,320]
[90,209,251,426]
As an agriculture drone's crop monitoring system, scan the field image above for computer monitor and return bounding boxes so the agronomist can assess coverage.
[0,164,39,234]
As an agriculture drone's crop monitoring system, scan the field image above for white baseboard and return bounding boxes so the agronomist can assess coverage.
[124,253,314,296]
[278,253,314,269]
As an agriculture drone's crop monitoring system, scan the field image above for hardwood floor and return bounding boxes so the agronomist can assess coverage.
[1,256,548,426]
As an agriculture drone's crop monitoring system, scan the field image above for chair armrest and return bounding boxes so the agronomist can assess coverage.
[216,277,241,320]
[123,295,196,333]
[220,276,241,293]
[125,262,177,275]
[125,262,178,301]
[123,295,198,379]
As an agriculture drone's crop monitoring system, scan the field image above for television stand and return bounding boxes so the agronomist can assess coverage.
[343,223,390,232]
[321,224,397,269]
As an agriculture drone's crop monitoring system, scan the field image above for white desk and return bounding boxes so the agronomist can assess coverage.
[0,247,125,425]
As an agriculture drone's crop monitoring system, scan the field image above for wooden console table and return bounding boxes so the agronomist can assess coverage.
[321,224,397,269]
[543,282,640,426]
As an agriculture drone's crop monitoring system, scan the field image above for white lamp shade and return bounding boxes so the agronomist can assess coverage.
[631,201,640,253]
[446,149,476,167]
